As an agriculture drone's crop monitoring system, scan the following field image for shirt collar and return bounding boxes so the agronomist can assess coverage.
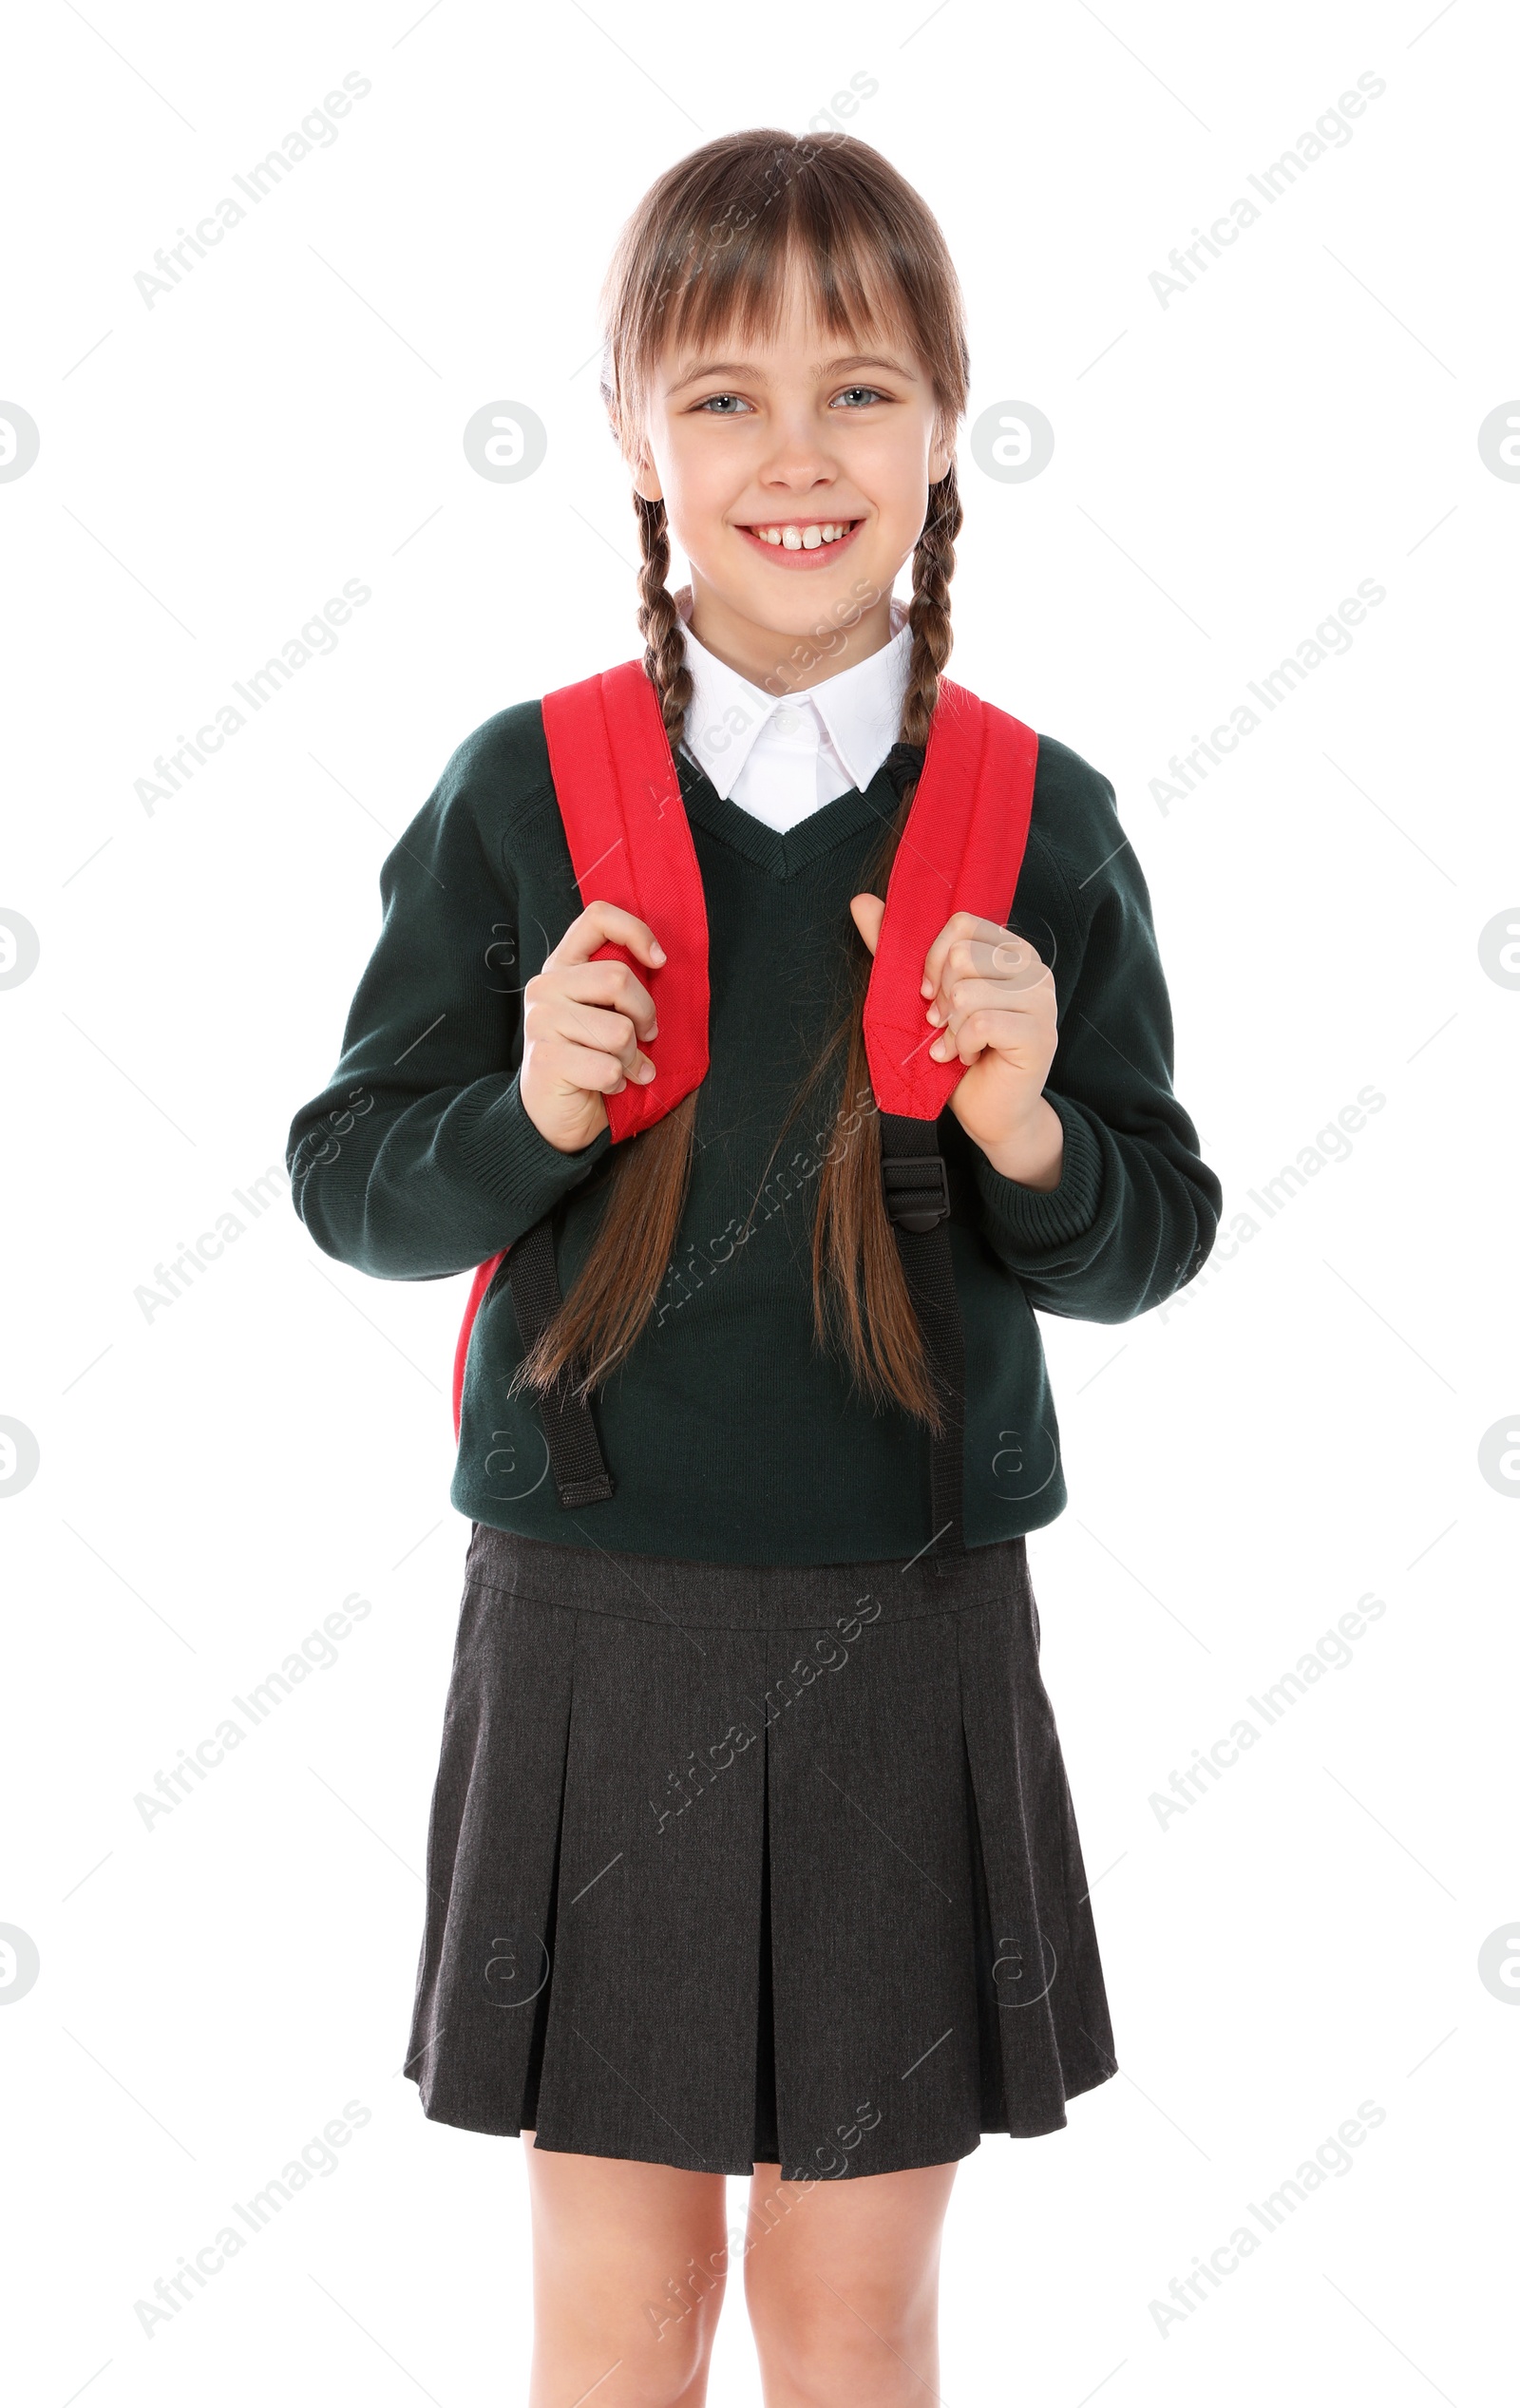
[674,586,911,802]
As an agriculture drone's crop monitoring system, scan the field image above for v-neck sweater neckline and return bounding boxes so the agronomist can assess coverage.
[675,746,902,881]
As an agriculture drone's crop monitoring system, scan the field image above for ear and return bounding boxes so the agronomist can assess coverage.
[928,419,954,485]
[849,892,886,957]
[631,442,663,505]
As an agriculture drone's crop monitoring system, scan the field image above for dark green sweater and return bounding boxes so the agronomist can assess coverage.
[286,697,1221,1564]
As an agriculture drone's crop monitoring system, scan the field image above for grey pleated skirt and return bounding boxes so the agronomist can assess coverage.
[404,1520,1117,2180]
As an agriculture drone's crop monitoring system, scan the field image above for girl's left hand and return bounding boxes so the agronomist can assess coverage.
[850,898,1064,1188]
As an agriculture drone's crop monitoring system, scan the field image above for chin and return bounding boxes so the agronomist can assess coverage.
[733,552,884,618]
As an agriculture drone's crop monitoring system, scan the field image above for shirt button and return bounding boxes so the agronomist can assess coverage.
[772,707,800,736]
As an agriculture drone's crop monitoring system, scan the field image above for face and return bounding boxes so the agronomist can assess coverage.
[628,267,952,692]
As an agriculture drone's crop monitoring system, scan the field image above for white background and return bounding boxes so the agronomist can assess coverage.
[2,1,1514,2400]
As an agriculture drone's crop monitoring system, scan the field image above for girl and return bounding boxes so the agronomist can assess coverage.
[288,130,1220,2408]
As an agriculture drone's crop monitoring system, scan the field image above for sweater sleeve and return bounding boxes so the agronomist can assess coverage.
[285,724,611,1281]
[968,751,1221,1323]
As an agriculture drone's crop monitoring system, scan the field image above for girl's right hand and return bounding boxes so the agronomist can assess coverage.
[518,901,665,1153]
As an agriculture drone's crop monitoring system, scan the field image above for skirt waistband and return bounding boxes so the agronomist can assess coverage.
[463,1520,1032,1632]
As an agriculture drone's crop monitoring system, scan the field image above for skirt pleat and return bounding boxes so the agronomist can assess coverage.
[956,1596,1117,2134]
[404,1582,576,2133]
[404,1522,1116,2178]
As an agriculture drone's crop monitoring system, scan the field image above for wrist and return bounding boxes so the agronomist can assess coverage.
[978,1096,1065,1191]
[538,1114,609,1156]
[518,1072,609,1156]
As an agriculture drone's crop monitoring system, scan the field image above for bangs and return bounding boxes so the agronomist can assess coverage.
[648,213,906,375]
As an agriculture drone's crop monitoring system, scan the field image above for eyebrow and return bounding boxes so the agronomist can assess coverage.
[667,351,919,393]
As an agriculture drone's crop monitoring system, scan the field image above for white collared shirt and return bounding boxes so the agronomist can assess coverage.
[675,588,912,833]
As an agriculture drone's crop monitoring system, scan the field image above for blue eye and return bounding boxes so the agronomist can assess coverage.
[836,386,888,408]
[695,393,751,414]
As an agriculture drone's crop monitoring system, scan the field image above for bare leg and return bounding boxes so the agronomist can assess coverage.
[522,2129,732,2408]
[741,2158,959,2408]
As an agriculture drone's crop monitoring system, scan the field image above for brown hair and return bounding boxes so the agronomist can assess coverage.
[516,129,968,1429]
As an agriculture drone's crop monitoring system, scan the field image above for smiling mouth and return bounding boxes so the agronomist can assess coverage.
[736,518,863,552]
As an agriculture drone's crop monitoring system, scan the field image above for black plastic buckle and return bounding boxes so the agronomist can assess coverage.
[882,1153,951,1235]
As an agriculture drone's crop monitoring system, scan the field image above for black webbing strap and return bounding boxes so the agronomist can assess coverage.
[504,1209,615,1508]
[880,1112,965,1566]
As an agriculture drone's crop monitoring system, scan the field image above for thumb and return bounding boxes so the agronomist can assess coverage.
[849,893,886,958]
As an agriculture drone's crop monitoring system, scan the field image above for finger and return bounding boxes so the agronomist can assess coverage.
[926,932,1047,1022]
[928,1005,1039,1066]
[530,1034,646,1097]
[524,995,656,1082]
[529,956,660,1041]
[543,900,667,976]
[931,975,1051,1037]
[849,893,886,958]
[920,912,1024,1000]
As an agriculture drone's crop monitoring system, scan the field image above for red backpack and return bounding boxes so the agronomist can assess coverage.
[451,657,1038,1558]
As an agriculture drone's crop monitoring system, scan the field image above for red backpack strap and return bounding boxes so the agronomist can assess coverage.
[452,660,709,1447]
[862,679,1040,1568]
[452,1252,503,1440]
[539,657,710,1140]
[864,678,1039,1121]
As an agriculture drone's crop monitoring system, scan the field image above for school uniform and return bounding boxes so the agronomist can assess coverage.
[286,599,1222,2180]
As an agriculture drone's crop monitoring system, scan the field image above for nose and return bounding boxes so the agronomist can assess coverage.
[755,409,839,493]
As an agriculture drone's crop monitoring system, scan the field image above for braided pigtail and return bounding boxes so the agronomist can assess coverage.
[805,461,964,1426]
[634,494,694,748]
[512,492,702,1401]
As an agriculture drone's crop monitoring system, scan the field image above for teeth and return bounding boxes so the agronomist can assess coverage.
[750,521,853,547]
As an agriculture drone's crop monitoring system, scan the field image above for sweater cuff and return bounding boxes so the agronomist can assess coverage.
[450,1072,612,1229]
[973,1091,1105,1252]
